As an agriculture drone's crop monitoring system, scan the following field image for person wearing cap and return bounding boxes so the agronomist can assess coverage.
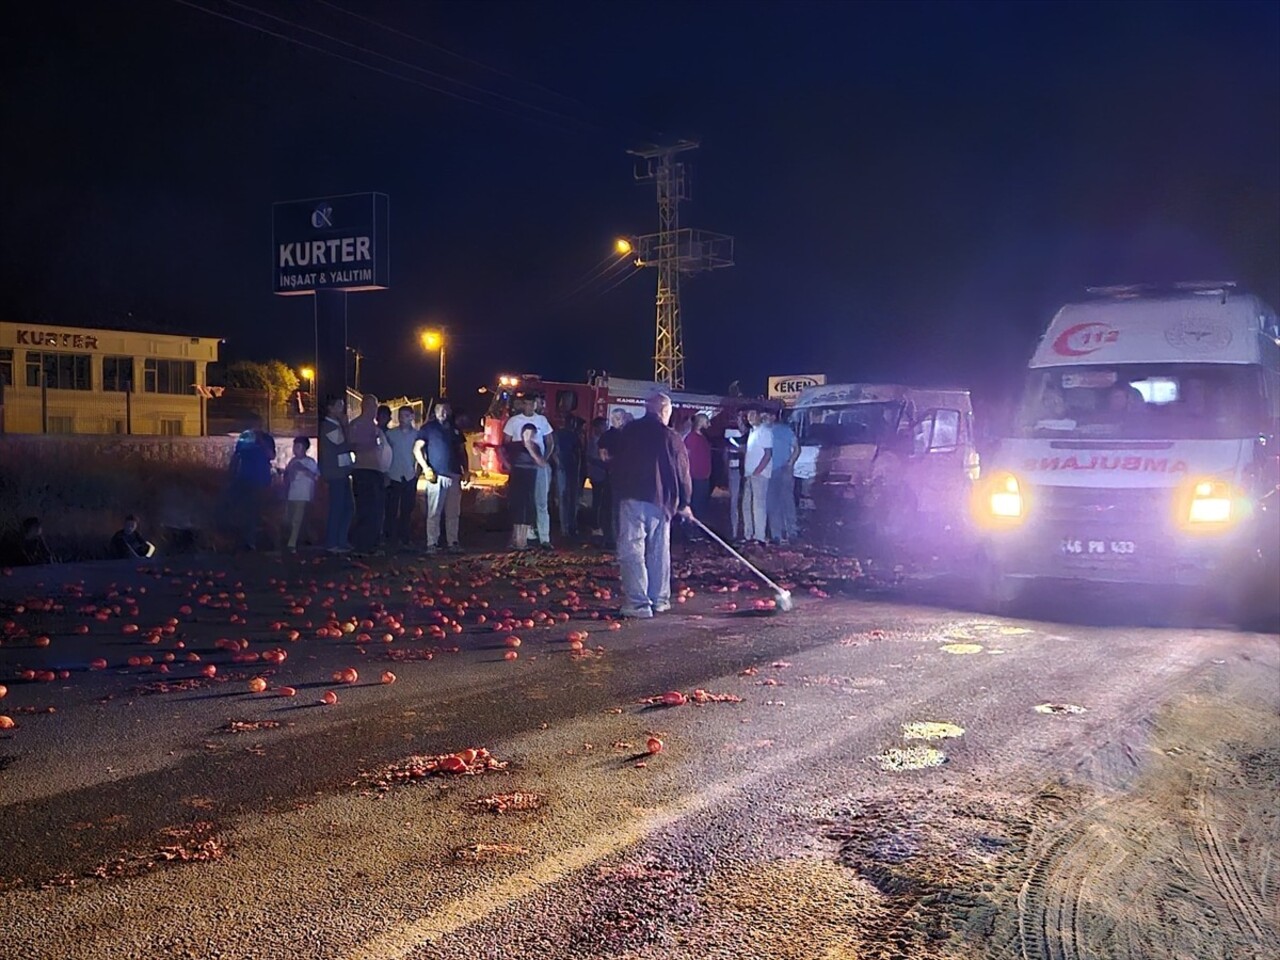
[610,393,693,618]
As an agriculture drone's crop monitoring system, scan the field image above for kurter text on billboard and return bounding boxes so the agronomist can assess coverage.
[272,193,389,296]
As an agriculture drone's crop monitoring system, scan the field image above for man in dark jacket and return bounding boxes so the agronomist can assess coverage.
[611,393,693,618]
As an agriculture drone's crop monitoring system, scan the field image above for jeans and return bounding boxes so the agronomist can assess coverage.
[767,472,796,540]
[384,478,417,544]
[324,475,354,549]
[425,474,462,547]
[351,469,385,553]
[743,474,769,542]
[727,469,742,539]
[555,465,583,535]
[534,463,552,545]
[617,499,671,615]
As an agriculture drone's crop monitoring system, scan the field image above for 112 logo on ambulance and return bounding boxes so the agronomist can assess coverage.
[1052,322,1119,357]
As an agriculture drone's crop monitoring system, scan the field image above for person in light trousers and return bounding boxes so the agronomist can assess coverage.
[611,393,694,619]
[741,407,773,543]
[415,400,468,552]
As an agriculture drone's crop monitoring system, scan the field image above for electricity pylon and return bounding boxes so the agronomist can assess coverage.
[628,141,734,389]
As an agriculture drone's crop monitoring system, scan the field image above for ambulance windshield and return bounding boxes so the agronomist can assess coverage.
[1016,364,1264,440]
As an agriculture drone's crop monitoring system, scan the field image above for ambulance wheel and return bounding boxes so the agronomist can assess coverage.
[977,553,1024,616]
[1231,554,1280,632]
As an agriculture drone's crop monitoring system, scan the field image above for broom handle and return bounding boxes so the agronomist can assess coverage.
[690,517,789,596]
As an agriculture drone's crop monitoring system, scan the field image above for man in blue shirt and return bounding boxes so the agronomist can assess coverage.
[763,408,799,542]
[414,401,468,553]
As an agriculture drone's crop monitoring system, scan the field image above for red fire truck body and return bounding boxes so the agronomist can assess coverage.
[476,373,738,475]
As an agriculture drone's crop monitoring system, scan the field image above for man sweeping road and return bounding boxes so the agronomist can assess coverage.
[611,392,693,619]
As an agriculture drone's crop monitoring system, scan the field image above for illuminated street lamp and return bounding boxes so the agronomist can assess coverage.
[420,328,446,398]
[614,237,633,256]
[299,366,314,391]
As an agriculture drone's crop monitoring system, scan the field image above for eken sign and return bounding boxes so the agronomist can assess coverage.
[768,373,826,402]
[272,193,389,296]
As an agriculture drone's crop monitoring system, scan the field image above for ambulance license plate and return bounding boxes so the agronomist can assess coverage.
[1060,538,1136,556]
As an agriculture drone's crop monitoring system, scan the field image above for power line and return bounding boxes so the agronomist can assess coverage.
[550,253,633,307]
[171,0,582,134]
[593,262,642,299]
[222,0,600,131]
[314,0,595,114]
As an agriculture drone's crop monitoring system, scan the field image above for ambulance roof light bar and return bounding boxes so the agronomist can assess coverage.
[1084,281,1237,301]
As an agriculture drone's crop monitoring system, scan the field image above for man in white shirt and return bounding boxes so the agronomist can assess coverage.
[742,407,773,543]
[502,394,555,548]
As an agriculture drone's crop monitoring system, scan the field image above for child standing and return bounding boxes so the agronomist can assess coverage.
[283,437,319,552]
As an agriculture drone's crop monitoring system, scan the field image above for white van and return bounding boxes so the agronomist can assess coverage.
[975,283,1280,615]
[792,383,980,551]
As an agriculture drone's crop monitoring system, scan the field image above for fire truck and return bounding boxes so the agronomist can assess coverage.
[474,373,737,477]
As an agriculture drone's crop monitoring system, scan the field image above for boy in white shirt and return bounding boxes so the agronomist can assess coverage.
[282,436,320,552]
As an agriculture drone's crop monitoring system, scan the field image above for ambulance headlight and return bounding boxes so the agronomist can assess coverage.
[990,474,1024,519]
[974,471,1025,527]
[1183,479,1238,527]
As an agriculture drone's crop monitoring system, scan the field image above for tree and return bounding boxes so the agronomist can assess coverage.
[224,360,300,408]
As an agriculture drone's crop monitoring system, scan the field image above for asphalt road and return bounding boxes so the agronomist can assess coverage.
[0,544,1276,960]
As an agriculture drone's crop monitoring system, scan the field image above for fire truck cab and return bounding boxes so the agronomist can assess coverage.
[477,373,730,476]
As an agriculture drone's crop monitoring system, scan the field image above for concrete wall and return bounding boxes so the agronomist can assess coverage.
[0,433,235,470]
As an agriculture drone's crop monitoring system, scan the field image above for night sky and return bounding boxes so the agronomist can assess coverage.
[3,0,1278,409]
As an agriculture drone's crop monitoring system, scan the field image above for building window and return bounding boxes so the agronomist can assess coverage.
[47,416,74,434]
[25,352,91,390]
[102,356,134,392]
[0,348,12,387]
[143,359,196,395]
[159,419,184,436]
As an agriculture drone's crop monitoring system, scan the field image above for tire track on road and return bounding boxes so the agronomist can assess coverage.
[1190,769,1272,949]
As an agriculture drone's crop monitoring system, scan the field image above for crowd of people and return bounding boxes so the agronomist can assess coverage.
[315,393,468,557]
[3,391,805,623]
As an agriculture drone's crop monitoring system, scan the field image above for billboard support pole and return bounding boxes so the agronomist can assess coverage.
[314,289,348,435]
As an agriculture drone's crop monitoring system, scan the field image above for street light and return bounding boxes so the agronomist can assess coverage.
[420,328,446,398]
[299,366,314,389]
[614,237,633,256]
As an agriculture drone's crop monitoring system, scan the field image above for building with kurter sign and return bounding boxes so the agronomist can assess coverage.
[0,321,220,436]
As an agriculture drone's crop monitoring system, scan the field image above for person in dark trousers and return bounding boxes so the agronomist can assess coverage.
[227,429,273,550]
[110,515,156,559]
[318,394,355,554]
[597,408,631,549]
[553,405,585,538]
[383,405,420,550]
[414,400,469,552]
[504,422,545,550]
[683,412,713,534]
[348,393,388,556]
[586,416,610,543]
[612,393,693,618]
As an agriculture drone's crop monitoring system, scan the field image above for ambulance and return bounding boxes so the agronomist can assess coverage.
[974,283,1280,616]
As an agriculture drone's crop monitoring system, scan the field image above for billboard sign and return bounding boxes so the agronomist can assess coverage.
[768,373,826,404]
[272,193,389,296]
